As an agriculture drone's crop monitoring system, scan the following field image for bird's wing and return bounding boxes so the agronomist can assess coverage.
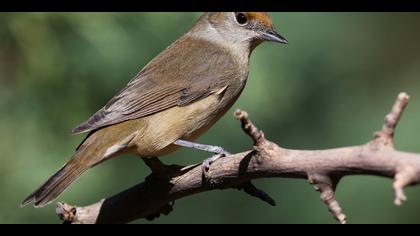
[72,37,236,134]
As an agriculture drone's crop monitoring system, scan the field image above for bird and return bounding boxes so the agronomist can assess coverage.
[21,12,287,208]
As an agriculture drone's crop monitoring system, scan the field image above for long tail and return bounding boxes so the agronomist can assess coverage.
[21,150,94,208]
[21,123,138,208]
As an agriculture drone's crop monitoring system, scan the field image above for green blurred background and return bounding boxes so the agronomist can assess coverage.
[1,12,420,224]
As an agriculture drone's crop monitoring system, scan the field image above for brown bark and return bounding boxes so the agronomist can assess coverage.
[56,92,420,224]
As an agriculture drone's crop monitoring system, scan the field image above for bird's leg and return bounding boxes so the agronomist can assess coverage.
[173,139,231,174]
[173,139,231,155]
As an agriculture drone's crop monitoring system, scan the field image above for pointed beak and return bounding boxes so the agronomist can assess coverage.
[260,29,288,44]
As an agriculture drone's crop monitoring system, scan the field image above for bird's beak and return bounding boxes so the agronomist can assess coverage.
[260,29,288,44]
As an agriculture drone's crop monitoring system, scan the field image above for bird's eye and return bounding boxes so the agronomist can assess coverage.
[235,12,248,26]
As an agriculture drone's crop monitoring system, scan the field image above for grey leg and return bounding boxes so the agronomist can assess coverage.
[174,139,231,175]
[174,139,231,155]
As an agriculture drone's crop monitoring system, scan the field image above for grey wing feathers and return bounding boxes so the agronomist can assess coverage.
[72,76,182,134]
[72,37,237,134]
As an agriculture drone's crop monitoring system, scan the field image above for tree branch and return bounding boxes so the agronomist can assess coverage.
[56,92,420,224]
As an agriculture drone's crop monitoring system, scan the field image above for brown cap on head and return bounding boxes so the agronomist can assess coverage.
[204,12,273,29]
[245,12,274,29]
[201,12,287,44]
[243,12,287,44]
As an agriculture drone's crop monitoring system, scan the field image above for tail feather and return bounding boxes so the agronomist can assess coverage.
[22,122,137,208]
[21,157,91,208]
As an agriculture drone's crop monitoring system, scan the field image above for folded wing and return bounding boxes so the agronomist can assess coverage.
[72,37,237,134]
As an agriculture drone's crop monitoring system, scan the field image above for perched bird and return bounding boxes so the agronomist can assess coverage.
[22,12,287,207]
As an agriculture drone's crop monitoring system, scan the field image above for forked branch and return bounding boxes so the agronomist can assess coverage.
[57,92,420,224]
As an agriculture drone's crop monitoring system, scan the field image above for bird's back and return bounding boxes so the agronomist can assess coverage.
[72,34,248,135]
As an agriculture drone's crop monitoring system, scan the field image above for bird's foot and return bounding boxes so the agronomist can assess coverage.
[201,153,223,173]
[201,150,231,180]
[173,139,231,180]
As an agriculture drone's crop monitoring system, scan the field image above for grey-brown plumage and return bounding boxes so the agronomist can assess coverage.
[72,38,239,134]
[22,12,287,207]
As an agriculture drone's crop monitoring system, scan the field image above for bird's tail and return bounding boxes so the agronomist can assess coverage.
[21,122,138,208]
[21,144,97,208]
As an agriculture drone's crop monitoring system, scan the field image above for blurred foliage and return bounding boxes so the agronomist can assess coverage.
[1,12,420,224]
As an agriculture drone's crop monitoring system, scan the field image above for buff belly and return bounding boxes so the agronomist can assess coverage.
[130,92,230,157]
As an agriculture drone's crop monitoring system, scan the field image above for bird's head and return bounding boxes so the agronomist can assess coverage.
[199,12,287,49]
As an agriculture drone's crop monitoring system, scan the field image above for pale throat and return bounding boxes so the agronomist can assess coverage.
[189,24,252,64]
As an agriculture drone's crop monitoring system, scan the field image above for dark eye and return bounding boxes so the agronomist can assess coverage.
[235,12,248,26]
